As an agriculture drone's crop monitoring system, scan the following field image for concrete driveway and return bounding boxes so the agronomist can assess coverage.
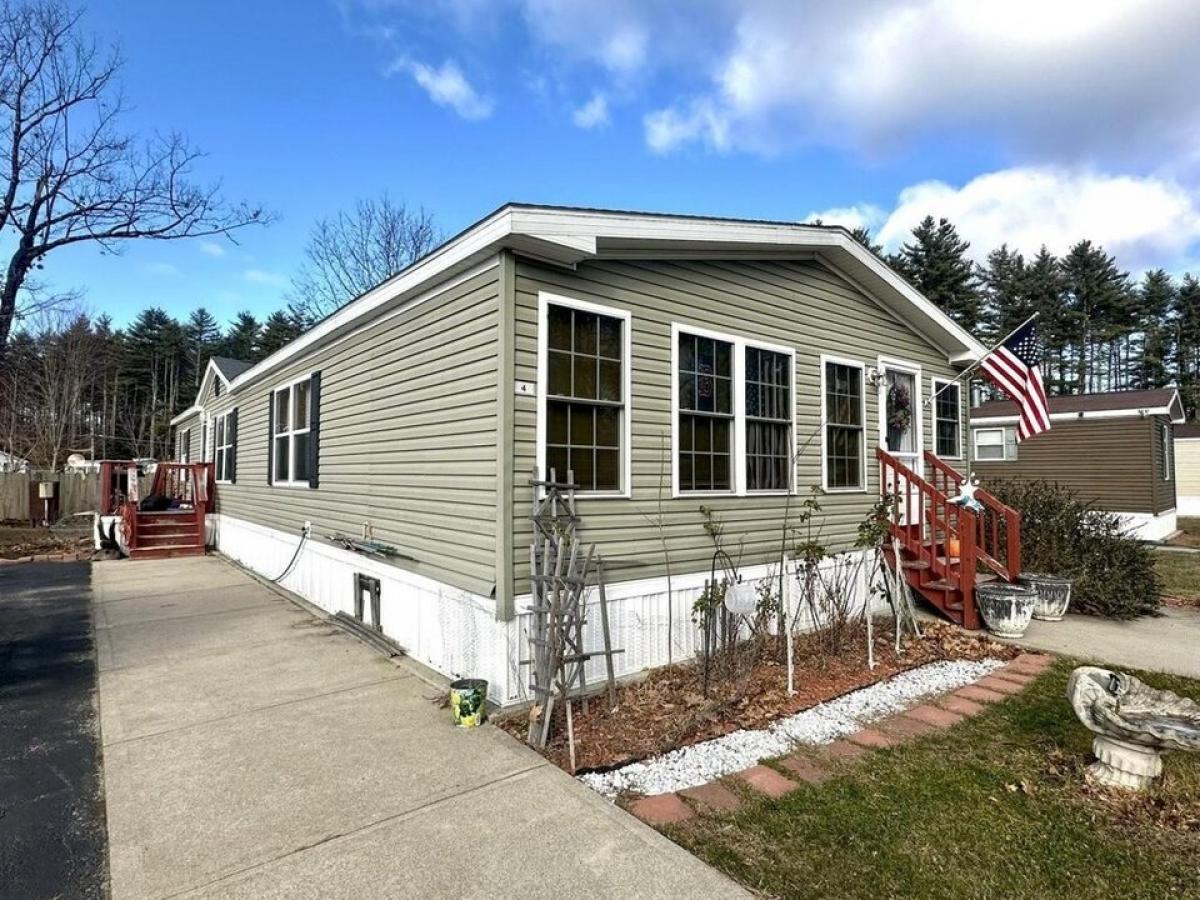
[93,556,743,899]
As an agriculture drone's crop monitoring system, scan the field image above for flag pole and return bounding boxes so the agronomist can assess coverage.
[924,312,1039,407]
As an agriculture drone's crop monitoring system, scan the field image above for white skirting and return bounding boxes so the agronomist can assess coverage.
[213,514,881,705]
[1113,508,1178,542]
[1178,496,1200,517]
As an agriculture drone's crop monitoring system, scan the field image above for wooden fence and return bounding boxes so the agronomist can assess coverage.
[0,472,103,523]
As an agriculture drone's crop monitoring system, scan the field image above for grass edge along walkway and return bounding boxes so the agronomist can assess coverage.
[642,658,1200,899]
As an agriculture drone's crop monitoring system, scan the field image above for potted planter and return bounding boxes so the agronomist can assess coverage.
[1020,573,1073,621]
[975,581,1036,638]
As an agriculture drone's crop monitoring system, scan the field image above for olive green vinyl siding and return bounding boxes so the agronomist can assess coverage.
[511,257,964,593]
[201,265,502,598]
[972,417,1170,515]
[174,415,200,462]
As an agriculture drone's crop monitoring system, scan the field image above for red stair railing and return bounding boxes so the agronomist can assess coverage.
[923,452,1021,583]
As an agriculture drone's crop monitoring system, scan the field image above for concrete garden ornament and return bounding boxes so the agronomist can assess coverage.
[1067,666,1200,790]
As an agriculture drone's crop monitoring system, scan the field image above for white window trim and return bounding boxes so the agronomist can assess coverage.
[820,354,869,494]
[271,373,314,488]
[930,376,963,460]
[671,322,797,498]
[973,426,1014,461]
[535,292,633,499]
[214,410,235,484]
[877,356,925,470]
[1162,423,1172,481]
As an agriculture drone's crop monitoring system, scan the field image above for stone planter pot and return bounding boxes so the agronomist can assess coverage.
[976,582,1036,638]
[1020,573,1073,621]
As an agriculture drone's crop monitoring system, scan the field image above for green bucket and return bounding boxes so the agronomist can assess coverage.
[449,678,489,728]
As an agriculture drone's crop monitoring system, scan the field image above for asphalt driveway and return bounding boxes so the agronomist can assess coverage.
[0,561,107,899]
[92,555,743,899]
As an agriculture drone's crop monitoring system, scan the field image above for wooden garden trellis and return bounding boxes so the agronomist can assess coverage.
[524,467,621,765]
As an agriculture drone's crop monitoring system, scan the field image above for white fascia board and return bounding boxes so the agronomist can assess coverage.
[170,405,203,426]
[216,204,986,396]
[508,207,985,364]
[971,407,1179,425]
[226,207,516,394]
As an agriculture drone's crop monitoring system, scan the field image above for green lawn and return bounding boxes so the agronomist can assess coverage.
[663,662,1200,899]
[1155,548,1200,605]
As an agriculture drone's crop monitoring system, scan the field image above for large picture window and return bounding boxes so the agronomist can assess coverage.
[823,359,865,491]
[745,346,792,491]
[678,331,734,492]
[273,378,312,486]
[932,379,962,458]
[543,300,626,493]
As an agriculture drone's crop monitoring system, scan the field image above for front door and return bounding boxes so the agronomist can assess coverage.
[879,361,923,524]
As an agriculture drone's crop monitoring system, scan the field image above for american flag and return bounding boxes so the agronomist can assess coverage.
[980,318,1050,440]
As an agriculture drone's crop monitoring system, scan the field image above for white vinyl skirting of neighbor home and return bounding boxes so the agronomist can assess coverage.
[212,514,887,705]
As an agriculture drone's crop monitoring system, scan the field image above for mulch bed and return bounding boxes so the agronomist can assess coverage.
[497,621,1017,773]
[0,524,91,561]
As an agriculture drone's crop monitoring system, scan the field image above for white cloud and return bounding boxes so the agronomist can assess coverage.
[641,0,1200,160]
[244,269,287,287]
[391,58,493,119]
[803,204,887,233]
[200,241,226,258]
[811,167,1200,272]
[572,94,610,129]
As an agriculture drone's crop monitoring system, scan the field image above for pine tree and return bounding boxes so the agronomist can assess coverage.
[891,216,983,332]
[849,226,884,257]
[1174,274,1200,419]
[220,311,260,362]
[184,308,222,386]
[1060,241,1130,393]
[1136,270,1175,389]
[979,244,1029,343]
[258,309,306,359]
[1023,247,1069,394]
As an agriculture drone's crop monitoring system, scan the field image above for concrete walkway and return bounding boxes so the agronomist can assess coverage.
[1004,606,1200,679]
[93,556,743,899]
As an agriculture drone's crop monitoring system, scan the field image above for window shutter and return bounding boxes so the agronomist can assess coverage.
[308,371,321,489]
[228,408,238,484]
[266,392,274,484]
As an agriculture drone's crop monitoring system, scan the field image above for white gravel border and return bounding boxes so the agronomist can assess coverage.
[580,658,1005,797]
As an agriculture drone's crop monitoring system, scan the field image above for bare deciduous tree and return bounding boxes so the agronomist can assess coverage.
[0,0,269,358]
[288,195,440,322]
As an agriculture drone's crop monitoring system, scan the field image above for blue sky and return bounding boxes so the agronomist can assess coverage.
[43,0,1200,329]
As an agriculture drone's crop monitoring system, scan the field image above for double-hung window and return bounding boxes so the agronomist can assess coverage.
[674,328,795,495]
[677,332,734,492]
[932,379,962,458]
[822,359,866,491]
[745,347,792,491]
[273,378,312,486]
[542,297,628,493]
[214,410,236,483]
[974,426,1016,461]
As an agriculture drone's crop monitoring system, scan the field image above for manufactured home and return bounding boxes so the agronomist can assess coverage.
[170,204,992,702]
[1176,423,1200,517]
[970,388,1185,541]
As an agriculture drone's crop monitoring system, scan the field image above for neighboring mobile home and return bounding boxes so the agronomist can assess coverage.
[171,204,984,702]
[1175,423,1200,517]
[970,388,1185,541]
